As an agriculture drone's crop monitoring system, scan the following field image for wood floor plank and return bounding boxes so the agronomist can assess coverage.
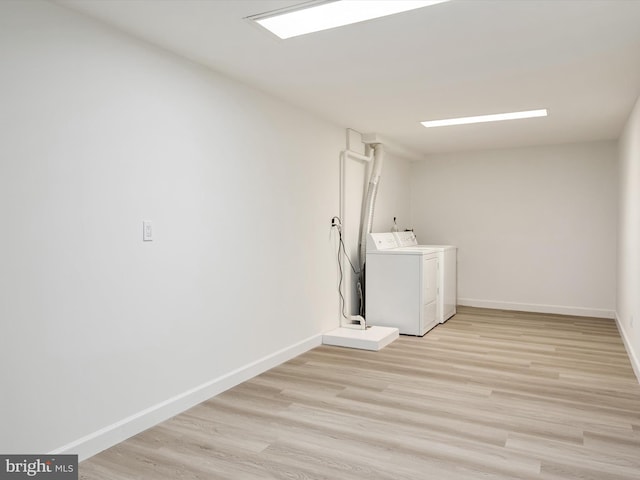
[80,307,640,479]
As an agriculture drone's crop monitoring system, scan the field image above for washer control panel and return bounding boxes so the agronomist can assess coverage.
[367,233,398,251]
[393,231,418,247]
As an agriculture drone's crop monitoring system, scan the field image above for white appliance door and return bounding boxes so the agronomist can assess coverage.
[421,256,438,334]
[423,257,437,304]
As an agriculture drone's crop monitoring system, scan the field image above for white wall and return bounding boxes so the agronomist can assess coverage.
[617,96,640,379]
[373,151,413,233]
[411,141,617,317]
[0,0,349,458]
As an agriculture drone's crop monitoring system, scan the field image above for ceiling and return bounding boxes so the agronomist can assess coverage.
[56,0,640,157]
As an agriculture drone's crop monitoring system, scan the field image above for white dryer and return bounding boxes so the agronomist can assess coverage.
[365,233,439,336]
[393,231,457,323]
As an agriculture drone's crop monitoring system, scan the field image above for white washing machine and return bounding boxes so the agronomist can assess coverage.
[393,231,457,323]
[365,233,439,336]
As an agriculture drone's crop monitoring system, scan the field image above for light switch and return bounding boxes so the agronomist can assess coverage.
[143,221,153,241]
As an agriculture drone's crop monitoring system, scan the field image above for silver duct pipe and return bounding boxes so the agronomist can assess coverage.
[358,143,384,273]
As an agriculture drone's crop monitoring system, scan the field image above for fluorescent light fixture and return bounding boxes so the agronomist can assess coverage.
[421,109,548,128]
[250,0,450,39]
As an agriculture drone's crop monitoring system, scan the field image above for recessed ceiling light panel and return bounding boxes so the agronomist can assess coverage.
[249,0,450,39]
[421,109,549,128]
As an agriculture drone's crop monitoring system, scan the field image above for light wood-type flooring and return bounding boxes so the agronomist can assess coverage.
[80,307,640,479]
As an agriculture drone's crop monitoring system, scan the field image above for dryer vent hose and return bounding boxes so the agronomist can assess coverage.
[358,144,384,273]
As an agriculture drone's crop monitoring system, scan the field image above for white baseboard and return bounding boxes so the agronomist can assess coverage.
[457,298,615,319]
[51,334,323,461]
[615,312,640,384]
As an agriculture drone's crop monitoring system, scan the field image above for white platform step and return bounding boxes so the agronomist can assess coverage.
[322,326,399,351]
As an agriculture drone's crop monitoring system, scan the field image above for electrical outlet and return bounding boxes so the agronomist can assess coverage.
[143,221,153,241]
